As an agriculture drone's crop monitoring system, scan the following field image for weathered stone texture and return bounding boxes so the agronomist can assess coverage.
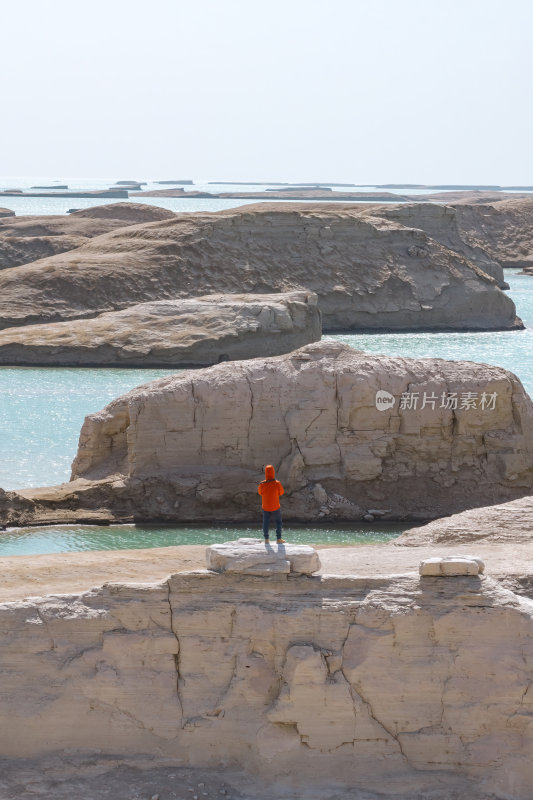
[0,202,175,271]
[1,572,532,799]
[451,198,533,271]
[206,538,320,575]
[0,204,520,331]
[64,341,533,523]
[0,291,320,367]
[397,494,533,546]
[419,555,485,576]
[360,201,507,286]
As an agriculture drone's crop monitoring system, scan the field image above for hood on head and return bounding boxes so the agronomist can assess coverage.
[264,464,275,480]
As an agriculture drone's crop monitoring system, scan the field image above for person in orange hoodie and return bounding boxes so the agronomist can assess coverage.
[257,464,285,543]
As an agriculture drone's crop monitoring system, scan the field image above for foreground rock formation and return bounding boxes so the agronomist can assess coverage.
[0,202,175,271]
[206,537,320,575]
[1,567,532,799]
[397,494,533,546]
[0,203,520,331]
[0,291,320,367]
[5,341,532,528]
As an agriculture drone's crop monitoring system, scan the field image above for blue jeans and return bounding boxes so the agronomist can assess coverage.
[263,509,282,539]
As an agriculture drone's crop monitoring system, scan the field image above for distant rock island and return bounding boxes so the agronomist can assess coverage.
[0,189,129,199]
[0,202,519,332]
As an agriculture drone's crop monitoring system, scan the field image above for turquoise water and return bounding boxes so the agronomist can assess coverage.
[0,522,403,557]
[0,368,178,490]
[1,176,514,217]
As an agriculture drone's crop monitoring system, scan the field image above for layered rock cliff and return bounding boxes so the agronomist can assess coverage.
[0,202,175,271]
[360,202,507,286]
[1,569,532,799]
[0,204,520,331]
[451,198,533,271]
[0,291,320,367]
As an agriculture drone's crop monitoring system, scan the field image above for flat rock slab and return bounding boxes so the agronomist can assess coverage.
[419,555,485,577]
[206,537,321,576]
[0,291,320,366]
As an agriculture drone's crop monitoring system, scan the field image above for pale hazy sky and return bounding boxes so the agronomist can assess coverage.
[1,0,532,183]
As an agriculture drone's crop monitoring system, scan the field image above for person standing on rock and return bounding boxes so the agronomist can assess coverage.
[258,465,285,544]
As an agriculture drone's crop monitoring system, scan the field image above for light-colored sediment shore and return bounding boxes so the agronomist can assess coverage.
[2,539,533,603]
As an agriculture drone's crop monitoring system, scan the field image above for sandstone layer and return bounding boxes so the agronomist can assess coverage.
[0,202,175,271]
[450,198,533,271]
[360,202,507,286]
[397,494,533,546]
[0,291,320,367]
[0,207,14,218]
[1,569,532,799]
[6,341,532,528]
[0,203,520,332]
[4,538,533,604]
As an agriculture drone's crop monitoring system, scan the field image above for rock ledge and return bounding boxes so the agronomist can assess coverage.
[419,555,485,576]
[206,537,321,576]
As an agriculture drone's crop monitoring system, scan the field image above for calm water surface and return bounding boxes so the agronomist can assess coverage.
[0,176,419,216]
[0,522,404,557]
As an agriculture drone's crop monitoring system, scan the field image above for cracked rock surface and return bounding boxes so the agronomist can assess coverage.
[0,291,320,367]
[0,203,520,331]
[1,571,532,799]
[12,340,530,526]
[206,538,320,575]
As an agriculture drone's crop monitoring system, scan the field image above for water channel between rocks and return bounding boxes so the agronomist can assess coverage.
[0,271,530,555]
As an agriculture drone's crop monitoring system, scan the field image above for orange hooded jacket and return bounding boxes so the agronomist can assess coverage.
[257,465,285,511]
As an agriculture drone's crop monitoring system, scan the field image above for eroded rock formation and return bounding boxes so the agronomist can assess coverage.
[0,291,320,367]
[0,202,175,271]
[6,341,530,528]
[0,204,520,331]
[450,198,533,271]
[1,570,532,799]
[68,341,533,521]
[360,202,507,286]
[397,494,533,546]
